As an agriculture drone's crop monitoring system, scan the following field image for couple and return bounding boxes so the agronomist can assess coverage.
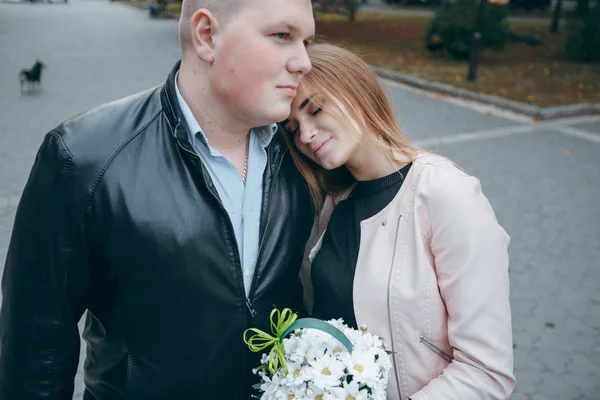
[0,0,515,399]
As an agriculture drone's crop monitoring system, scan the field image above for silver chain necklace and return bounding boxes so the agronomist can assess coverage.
[242,133,250,186]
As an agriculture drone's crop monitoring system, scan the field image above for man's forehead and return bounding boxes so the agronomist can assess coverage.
[247,0,314,22]
[251,0,312,7]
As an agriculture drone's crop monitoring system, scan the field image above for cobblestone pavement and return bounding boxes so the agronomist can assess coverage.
[1,1,599,399]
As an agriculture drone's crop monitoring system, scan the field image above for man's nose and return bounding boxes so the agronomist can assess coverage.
[287,43,312,76]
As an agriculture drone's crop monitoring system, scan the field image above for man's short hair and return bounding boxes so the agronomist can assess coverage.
[178,0,245,53]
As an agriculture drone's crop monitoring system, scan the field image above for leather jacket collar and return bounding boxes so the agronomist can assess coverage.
[160,61,286,163]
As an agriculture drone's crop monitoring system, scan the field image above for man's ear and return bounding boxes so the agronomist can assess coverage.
[190,9,219,64]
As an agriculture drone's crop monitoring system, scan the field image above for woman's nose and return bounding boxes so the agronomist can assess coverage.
[298,125,317,145]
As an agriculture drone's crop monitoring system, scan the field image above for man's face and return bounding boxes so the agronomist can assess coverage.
[210,0,315,128]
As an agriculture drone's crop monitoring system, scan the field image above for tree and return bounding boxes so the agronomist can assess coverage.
[345,0,360,21]
[550,0,563,33]
[564,0,600,61]
[425,0,510,60]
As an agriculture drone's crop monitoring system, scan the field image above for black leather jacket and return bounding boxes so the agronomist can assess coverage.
[0,62,314,400]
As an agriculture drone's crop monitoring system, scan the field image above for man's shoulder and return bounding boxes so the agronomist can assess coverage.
[52,85,164,162]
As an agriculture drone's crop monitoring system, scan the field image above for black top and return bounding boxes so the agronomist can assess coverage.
[311,163,412,329]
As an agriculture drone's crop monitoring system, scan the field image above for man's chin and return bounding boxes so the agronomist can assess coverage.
[256,107,292,127]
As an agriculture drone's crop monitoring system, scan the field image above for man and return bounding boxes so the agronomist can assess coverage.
[0,0,315,398]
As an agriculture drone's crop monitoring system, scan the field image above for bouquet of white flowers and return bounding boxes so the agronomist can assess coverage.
[244,308,392,400]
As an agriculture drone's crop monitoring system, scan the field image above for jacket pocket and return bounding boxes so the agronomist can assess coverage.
[419,336,453,363]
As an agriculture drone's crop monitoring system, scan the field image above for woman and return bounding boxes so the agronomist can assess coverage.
[281,44,516,399]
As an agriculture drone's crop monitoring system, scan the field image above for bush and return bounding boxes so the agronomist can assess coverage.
[564,5,600,62]
[425,0,510,60]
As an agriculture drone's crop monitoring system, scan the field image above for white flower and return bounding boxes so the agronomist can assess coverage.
[328,380,370,400]
[353,332,383,352]
[280,360,310,387]
[305,382,325,399]
[287,336,311,364]
[281,383,312,400]
[369,385,388,400]
[261,352,271,365]
[307,354,345,390]
[340,349,381,387]
[260,374,286,399]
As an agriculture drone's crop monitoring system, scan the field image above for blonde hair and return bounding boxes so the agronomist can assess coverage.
[281,43,418,211]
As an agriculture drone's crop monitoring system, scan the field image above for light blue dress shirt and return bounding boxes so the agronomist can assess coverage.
[174,73,277,297]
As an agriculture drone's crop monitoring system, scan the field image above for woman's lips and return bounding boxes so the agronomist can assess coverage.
[314,138,330,154]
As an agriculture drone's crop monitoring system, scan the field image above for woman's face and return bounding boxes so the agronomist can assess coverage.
[283,87,363,170]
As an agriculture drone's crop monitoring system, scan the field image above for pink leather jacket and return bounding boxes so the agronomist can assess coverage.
[301,154,516,399]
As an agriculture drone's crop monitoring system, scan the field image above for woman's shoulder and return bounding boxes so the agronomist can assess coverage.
[411,152,482,204]
[413,152,474,185]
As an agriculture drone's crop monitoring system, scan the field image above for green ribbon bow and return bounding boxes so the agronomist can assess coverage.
[243,308,354,376]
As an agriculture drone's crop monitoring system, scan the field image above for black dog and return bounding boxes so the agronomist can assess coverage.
[19,60,45,94]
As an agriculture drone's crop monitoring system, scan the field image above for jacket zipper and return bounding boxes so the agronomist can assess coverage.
[176,140,256,317]
[419,336,454,363]
[387,214,404,400]
[246,148,286,307]
[244,148,284,400]
[176,139,285,320]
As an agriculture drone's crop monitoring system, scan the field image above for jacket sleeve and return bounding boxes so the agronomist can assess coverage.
[0,132,89,399]
[410,176,516,400]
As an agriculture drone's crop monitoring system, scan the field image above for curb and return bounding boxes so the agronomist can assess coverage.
[112,0,178,20]
[371,66,600,121]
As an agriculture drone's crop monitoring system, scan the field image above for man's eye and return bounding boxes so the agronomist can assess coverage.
[274,33,290,40]
[311,107,322,116]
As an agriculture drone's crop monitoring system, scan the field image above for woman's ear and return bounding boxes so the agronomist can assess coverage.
[190,9,219,64]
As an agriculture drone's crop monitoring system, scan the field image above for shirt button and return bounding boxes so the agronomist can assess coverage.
[381,221,387,227]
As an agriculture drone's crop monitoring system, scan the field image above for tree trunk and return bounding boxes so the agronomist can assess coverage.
[550,0,563,33]
[577,0,590,13]
[467,0,487,82]
[349,7,356,21]
[346,0,358,21]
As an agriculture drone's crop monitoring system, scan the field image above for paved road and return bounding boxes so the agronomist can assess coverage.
[1,1,599,399]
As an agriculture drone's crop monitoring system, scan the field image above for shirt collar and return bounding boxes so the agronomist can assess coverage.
[174,71,277,154]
